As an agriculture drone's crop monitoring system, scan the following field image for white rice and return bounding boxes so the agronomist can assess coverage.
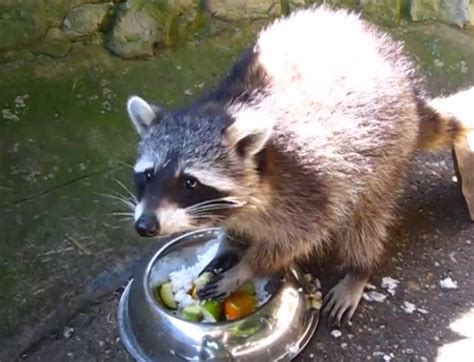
[154,239,271,311]
[168,242,219,308]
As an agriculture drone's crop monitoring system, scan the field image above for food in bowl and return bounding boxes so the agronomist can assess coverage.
[151,240,270,322]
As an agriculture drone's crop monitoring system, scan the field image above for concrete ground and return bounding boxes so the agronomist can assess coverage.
[1,20,473,362]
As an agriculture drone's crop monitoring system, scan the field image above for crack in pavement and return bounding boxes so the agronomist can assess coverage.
[0,165,122,210]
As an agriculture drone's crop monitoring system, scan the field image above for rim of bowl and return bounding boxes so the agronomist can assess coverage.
[142,228,284,326]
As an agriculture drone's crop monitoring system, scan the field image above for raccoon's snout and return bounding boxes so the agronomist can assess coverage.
[135,212,160,237]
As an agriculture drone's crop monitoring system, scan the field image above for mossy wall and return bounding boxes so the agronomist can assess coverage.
[0,0,473,63]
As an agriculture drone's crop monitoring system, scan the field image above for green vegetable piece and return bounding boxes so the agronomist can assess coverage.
[194,272,213,289]
[159,283,177,310]
[237,281,256,295]
[201,300,223,322]
[182,304,203,321]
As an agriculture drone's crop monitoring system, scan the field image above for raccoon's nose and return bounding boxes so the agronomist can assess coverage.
[135,213,160,237]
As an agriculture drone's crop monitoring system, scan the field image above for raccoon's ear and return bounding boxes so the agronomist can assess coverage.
[226,111,275,157]
[127,96,164,136]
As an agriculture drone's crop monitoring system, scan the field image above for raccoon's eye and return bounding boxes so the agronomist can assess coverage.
[184,175,198,190]
[144,169,153,181]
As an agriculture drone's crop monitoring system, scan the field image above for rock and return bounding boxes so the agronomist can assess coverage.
[360,0,402,25]
[207,0,281,20]
[440,0,470,27]
[0,7,47,51]
[106,4,159,59]
[31,28,71,58]
[63,3,112,38]
[0,0,106,51]
[0,49,35,64]
[410,0,442,21]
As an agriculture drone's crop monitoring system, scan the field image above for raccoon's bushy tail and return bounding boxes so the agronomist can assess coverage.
[417,86,474,151]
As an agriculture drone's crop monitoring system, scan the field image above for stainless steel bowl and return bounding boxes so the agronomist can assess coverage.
[118,228,319,361]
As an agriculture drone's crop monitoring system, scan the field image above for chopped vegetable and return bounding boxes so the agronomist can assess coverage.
[201,300,223,322]
[224,292,257,320]
[237,281,256,295]
[191,285,198,299]
[159,283,177,309]
[194,272,213,289]
[182,305,203,321]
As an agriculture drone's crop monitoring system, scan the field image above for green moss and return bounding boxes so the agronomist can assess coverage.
[0,21,259,339]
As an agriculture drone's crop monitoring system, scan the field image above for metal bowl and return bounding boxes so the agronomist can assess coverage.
[118,228,319,361]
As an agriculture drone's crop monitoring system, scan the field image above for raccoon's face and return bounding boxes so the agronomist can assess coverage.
[126,96,274,237]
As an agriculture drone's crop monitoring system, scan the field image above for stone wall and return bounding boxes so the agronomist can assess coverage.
[0,0,473,63]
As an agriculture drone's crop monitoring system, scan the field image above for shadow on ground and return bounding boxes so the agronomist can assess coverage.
[0,20,473,362]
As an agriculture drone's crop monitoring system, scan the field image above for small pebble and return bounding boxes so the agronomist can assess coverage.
[405,348,414,354]
[341,342,348,349]
[381,277,399,296]
[434,59,444,67]
[439,277,458,289]
[363,291,387,303]
[330,329,342,338]
[63,326,74,339]
[309,353,315,359]
[401,301,416,314]
[366,283,377,290]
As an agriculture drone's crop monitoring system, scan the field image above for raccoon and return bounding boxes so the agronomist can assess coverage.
[126,6,473,326]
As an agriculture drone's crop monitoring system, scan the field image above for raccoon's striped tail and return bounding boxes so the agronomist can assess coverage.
[417,86,474,151]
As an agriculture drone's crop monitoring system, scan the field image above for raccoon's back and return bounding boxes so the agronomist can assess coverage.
[251,6,421,178]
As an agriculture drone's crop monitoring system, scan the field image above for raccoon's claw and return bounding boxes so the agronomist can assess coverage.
[322,272,368,327]
[198,263,252,301]
[199,250,240,277]
[197,272,234,301]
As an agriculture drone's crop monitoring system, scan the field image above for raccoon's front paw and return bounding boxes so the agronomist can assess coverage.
[199,249,241,277]
[198,262,253,301]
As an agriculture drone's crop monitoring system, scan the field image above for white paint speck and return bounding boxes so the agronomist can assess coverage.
[417,308,428,315]
[362,291,387,303]
[402,301,416,314]
[330,329,342,338]
[381,277,400,296]
[440,277,458,289]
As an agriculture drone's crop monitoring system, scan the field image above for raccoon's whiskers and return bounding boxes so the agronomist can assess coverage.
[186,197,246,214]
[113,179,137,203]
[188,204,241,215]
[110,212,134,217]
[98,192,136,211]
[189,213,226,223]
